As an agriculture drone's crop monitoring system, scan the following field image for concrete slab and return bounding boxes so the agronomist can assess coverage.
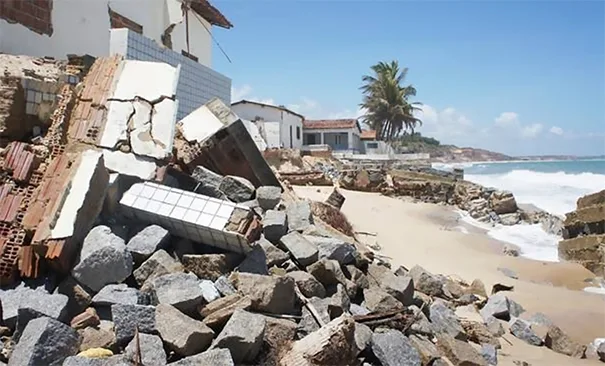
[102,150,157,180]
[111,60,179,102]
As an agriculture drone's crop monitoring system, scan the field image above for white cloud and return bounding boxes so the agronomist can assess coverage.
[231,84,274,105]
[415,105,473,139]
[494,112,519,127]
[521,123,543,138]
[549,126,564,135]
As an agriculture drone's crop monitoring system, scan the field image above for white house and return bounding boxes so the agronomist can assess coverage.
[0,0,232,68]
[302,119,362,153]
[231,100,304,149]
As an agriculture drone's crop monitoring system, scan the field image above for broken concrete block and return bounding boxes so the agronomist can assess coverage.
[0,286,69,329]
[72,225,133,292]
[281,315,358,366]
[150,272,204,314]
[78,320,115,351]
[256,186,282,210]
[436,333,487,366]
[263,210,288,243]
[168,348,234,366]
[111,304,156,344]
[126,225,170,264]
[92,284,141,306]
[230,272,297,314]
[430,300,467,340]
[362,287,404,313]
[219,175,256,202]
[409,265,444,297]
[198,280,221,303]
[258,237,289,267]
[287,271,326,298]
[237,245,269,275]
[182,254,239,281]
[214,275,236,296]
[286,201,313,232]
[280,232,318,267]
[508,318,543,346]
[8,317,80,366]
[133,249,183,287]
[201,294,252,329]
[371,329,422,366]
[155,304,215,357]
[124,333,166,366]
[191,166,227,199]
[210,310,265,364]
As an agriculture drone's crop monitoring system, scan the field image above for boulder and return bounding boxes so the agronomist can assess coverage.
[430,300,466,340]
[328,284,351,318]
[256,186,282,210]
[0,286,68,329]
[210,310,265,364]
[263,317,297,350]
[92,284,141,306]
[182,254,239,281]
[408,305,436,336]
[436,333,487,366]
[508,318,543,346]
[258,237,289,267]
[111,304,156,344]
[201,294,253,329]
[490,191,518,215]
[354,323,373,354]
[198,280,221,303]
[78,320,115,351]
[214,276,236,297]
[219,175,255,202]
[126,225,170,264]
[410,265,444,297]
[229,273,297,314]
[286,201,314,232]
[167,348,234,366]
[480,293,511,321]
[237,245,269,275]
[155,304,214,357]
[263,210,288,244]
[598,341,605,361]
[480,344,498,365]
[287,271,326,298]
[409,334,440,365]
[468,279,488,298]
[297,297,331,337]
[345,265,370,289]
[371,329,422,366]
[544,325,586,358]
[279,232,318,266]
[133,249,183,287]
[461,320,501,348]
[484,316,505,337]
[8,317,80,366]
[72,226,133,292]
[150,272,204,314]
[362,287,404,313]
[63,356,118,366]
[305,236,356,265]
[70,308,100,330]
[54,276,93,318]
[124,333,166,366]
[381,272,414,306]
[191,166,227,199]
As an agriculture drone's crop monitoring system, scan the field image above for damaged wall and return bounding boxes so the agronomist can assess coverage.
[0,0,213,67]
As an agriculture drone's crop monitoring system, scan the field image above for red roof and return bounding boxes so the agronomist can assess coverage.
[190,0,233,29]
[303,119,360,130]
[360,130,377,140]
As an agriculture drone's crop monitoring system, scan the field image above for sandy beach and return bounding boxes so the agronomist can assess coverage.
[294,185,605,366]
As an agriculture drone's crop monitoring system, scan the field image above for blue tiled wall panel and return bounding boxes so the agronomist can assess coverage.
[120,30,231,120]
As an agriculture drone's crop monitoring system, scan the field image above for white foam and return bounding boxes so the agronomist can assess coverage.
[584,287,605,296]
[465,169,605,216]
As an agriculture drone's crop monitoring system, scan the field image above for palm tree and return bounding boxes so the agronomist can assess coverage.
[360,61,422,141]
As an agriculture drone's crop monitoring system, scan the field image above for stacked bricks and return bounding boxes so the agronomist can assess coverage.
[0,0,53,36]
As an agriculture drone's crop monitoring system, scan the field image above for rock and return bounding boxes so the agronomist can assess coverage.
[544,325,585,358]
[256,186,282,210]
[461,320,501,348]
[457,294,480,306]
[307,259,357,297]
[436,333,487,366]
[430,300,466,340]
[263,210,288,244]
[484,316,505,337]
[92,284,141,306]
[191,166,226,199]
[286,201,313,232]
[500,213,520,226]
[410,265,444,297]
[1,286,69,329]
[468,279,488,298]
[363,287,404,313]
[345,265,370,289]
[55,276,93,318]
[328,284,351,318]
[210,310,265,364]
[198,280,221,303]
[8,317,80,366]
[381,272,415,306]
[219,175,255,202]
[214,276,236,297]
[72,226,133,292]
[597,341,605,361]
[281,259,299,272]
[305,236,356,265]
[263,317,297,350]
[455,304,483,323]
[78,320,115,351]
[480,293,512,321]
[124,333,166,365]
[394,265,409,277]
[111,304,156,344]
[508,318,543,346]
[126,225,170,264]
[490,191,518,215]
[480,344,498,365]
[408,305,436,336]
[409,334,440,365]
[508,299,525,318]
[201,294,253,328]
[258,237,289,267]
[354,323,373,354]
[287,271,326,298]
[371,329,422,366]
[497,267,518,280]
[443,279,465,299]
[150,272,204,314]
[281,315,358,366]
[70,308,100,330]
[502,245,520,257]
[237,245,269,275]
[63,355,115,366]
[279,232,318,266]
[167,348,234,365]
[133,249,183,286]
[297,297,331,337]
[182,254,239,281]
[229,272,297,314]
[155,304,214,357]
[350,304,371,316]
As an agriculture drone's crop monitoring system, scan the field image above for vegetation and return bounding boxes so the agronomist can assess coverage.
[359,61,423,141]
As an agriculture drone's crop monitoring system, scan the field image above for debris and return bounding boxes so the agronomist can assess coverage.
[258,237,289,267]
[286,201,314,232]
[198,279,221,303]
[78,320,115,352]
[256,186,282,210]
[191,166,227,199]
[1,286,69,328]
[124,333,166,366]
[371,329,422,366]
[182,254,239,281]
[200,294,252,328]
[126,225,170,264]
[70,308,100,330]
[219,175,256,202]
[362,287,405,313]
[508,318,543,346]
[210,310,266,364]
[263,210,288,244]
[544,325,586,358]
[280,232,319,266]
[436,333,488,366]
[111,304,156,345]
[287,271,327,298]
[167,348,234,366]
[150,272,204,314]
[229,272,297,314]
[326,188,346,210]
[430,300,467,340]
[409,334,441,365]
[155,304,214,357]
[480,344,498,365]
[92,284,141,307]
[133,249,183,287]
[214,275,236,297]
[54,276,93,319]
[237,245,269,275]
[410,265,444,297]
[309,236,356,265]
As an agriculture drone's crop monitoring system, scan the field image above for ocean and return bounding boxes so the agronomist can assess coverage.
[433,159,605,263]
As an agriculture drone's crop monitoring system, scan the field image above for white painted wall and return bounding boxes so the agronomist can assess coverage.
[0,0,213,67]
[231,103,303,149]
[303,127,362,151]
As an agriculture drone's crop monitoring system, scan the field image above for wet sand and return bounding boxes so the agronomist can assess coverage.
[294,186,605,366]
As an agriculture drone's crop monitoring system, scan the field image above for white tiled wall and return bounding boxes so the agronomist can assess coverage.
[110,29,231,120]
[120,182,252,254]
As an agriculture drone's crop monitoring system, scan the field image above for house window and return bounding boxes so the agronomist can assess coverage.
[367,142,378,149]
[296,126,301,140]
[181,50,199,62]
[108,8,143,34]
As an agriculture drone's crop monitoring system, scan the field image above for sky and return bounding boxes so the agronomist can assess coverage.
[210,0,605,157]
